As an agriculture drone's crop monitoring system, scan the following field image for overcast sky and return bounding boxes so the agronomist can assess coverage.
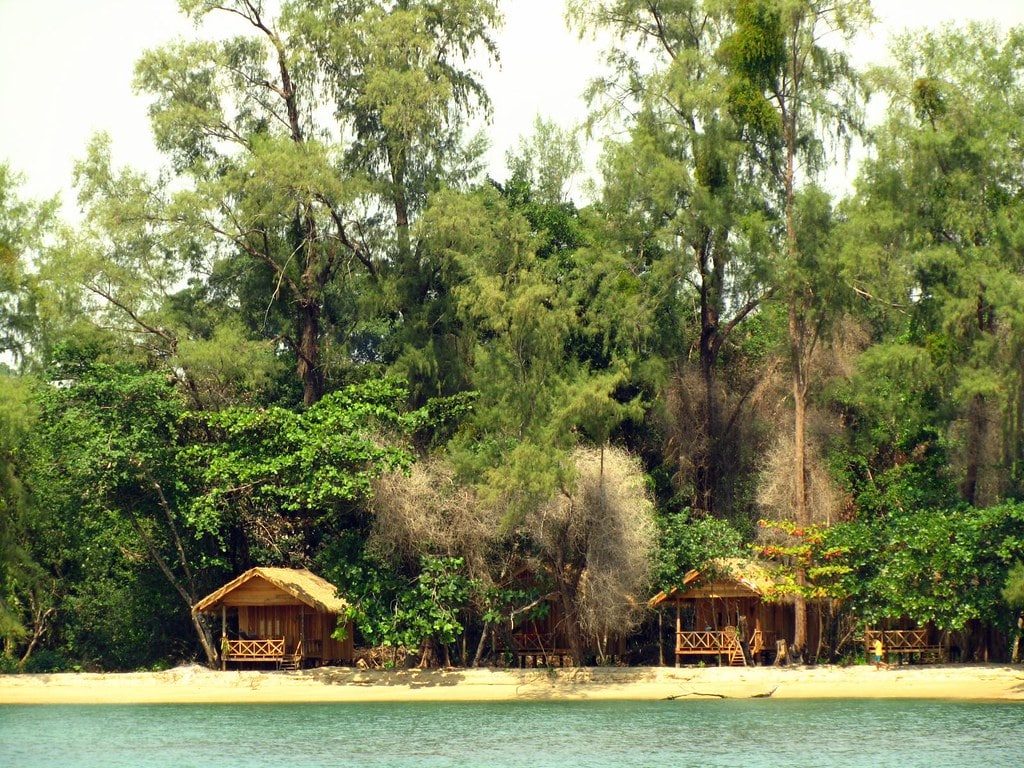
[2,0,1024,209]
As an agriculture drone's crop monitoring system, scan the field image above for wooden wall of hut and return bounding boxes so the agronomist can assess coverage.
[237,605,352,664]
[235,606,352,667]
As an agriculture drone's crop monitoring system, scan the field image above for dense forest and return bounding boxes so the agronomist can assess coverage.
[3,0,1024,672]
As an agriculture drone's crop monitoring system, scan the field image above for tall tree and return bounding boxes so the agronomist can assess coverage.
[0,164,57,369]
[127,0,499,405]
[570,0,775,516]
[59,136,286,410]
[0,375,49,659]
[722,0,873,659]
[35,353,220,665]
[852,22,1024,506]
[0,169,60,661]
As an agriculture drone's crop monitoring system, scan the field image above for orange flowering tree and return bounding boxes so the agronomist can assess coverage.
[754,519,851,601]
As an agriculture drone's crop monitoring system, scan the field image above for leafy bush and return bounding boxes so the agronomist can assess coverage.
[22,649,71,673]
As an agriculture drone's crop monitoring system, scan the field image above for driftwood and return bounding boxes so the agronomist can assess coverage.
[665,685,778,700]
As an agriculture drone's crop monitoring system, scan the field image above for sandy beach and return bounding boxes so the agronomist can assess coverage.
[1,664,1022,705]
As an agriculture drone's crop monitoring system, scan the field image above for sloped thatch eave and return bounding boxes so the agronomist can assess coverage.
[649,558,783,607]
[193,567,348,614]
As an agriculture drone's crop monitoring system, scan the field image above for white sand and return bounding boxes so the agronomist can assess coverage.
[2,664,1022,705]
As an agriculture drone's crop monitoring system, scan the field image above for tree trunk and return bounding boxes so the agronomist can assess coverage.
[296,299,324,406]
[191,612,218,667]
[19,602,56,666]
[558,578,586,666]
[789,297,810,662]
[696,318,719,515]
[693,233,722,515]
[472,623,491,668]
[395,188,411,272]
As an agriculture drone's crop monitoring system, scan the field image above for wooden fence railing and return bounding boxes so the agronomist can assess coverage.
[676,630,739,654]
[511,631,571,667]
[224,637,285,661]
[749,629,775,655]
[865,629,945,662]
[675,629,745,666]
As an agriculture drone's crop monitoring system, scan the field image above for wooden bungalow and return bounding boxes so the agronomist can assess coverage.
[509,591,573,668]
[502,567,628,667]
[194,567,353,670]
[507,592,628,667]
[649,559,818,667]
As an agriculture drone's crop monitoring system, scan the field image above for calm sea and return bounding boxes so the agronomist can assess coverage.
[1,699,1022,767]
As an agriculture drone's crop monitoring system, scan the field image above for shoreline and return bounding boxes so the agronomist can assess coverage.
[2,664,1023,705]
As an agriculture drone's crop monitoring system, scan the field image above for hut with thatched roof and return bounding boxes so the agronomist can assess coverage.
[194,567,353,669]
[649,559,817,666]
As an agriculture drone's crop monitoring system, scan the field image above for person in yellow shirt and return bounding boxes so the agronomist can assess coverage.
[873,638,888,670]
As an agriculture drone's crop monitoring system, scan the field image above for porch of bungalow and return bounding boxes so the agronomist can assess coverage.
[865,624,948,665]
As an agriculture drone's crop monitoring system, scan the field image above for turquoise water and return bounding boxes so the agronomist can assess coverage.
[1,699,1022,767]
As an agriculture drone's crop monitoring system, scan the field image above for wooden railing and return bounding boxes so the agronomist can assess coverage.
[865,629,945,662]
[867,629,926,650]
[749,629,775,655]
[224,637,285,661]
[512,631,567,654]
[675,629,746,666]
[510,631,571,667]
[675,630,741,654]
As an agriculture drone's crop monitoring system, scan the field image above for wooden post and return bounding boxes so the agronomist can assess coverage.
[675,602,681,668]
[658,609,664,667]
[220,604,227,671]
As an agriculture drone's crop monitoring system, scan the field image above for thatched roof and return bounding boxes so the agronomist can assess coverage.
[649,558,782,607]
[193,567,348,614]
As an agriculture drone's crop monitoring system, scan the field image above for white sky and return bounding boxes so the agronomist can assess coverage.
[2,0,1024,209]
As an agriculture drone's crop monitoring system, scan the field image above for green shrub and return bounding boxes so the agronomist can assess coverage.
[22,649,72,673]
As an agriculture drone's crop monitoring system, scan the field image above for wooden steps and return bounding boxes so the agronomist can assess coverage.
[280,640,303,671]
[729,645,746,666]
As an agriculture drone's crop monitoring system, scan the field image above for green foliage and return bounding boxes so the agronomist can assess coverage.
[851,22,1024,505]
[1003,562,1024,609]
[186,378,417,528]
[328,533,473,653]
[722,0,785,138]
[128,0,502,405]
[56,551,189,670]
[30,353,205,668]
[572,0,782,517]
[20,648,72,674]
[830,341,960,517]
[0,163,58,368]
[0,374,44,645]
[826,503,1024,630]
[654,509,744,589]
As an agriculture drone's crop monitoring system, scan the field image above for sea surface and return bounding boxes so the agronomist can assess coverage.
[1,699,1022,767]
